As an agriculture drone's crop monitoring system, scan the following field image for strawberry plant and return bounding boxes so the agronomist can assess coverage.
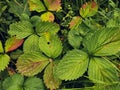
[0,0,120,90]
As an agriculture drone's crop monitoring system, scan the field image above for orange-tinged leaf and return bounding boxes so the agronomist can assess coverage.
[44,62,61,90]
[80,1,98,18]
[41,12,55,22]
[7,67,16,76]
[44,0,61,11]
[69,16,82,29]
[5,37,24,52]
[16,52,49,76]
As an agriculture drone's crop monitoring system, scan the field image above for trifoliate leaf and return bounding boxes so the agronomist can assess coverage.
[68,30,82,49]
[5,36,24,53]
[40,12,55,22]
[3,74,45,90]
[8,21,34,39]
[44,0,61,11]
[23,34,40,53]
[39,33,62,58]
[28,0,46,12]
[24,77,44,90]
[44,62,61,90]
[36,21,60,36]
[0,54,10,71]
[88,57,119,83]
[83,27,120,56]
[2,74,24,90]
[16,52,49,76]
[69,16,82,29]
[0,40,4,53]
[55,49,89,80]
[80,1,98,18]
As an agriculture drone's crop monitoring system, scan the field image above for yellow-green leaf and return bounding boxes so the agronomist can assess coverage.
[16,52,49,76]
[55,49,89,80]
[40,12,55,22]
[0,54,10,71]
[83,27,120,56]
[88,57,119,83]
[0,41,4,53]
[28,0,46,12]
[8,21,34,39]
[23,34,40,53]
[39,33,62,58]
[36,21,60,35]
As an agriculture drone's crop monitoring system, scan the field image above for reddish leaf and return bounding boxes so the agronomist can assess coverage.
[44,62,61,90]
[80,1,98,18]
[5,37,24,52]
[69,16,82,29]
[44,0,61,11]
[16,52,49,76]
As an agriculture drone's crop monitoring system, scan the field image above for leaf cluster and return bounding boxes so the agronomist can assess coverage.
[0,0,120,90]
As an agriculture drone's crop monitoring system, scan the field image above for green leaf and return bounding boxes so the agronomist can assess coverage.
[5,36,24,53]
[30,15,42,26]
[55,49,89,80]
[44,0,61,11]
[8,21,34,39]
[28,0,46,12]
[68,30,82,49]
[44,62,61,90]
[0,54,10,71]
[24,77,44,90]
[36,21,60,36]
[0,40,4,53]
[16,52,49,76]
[61,83,120,90]
[107,19,120,28]
[95,83,120,90]
[106,9,120,28]
[39,33,62,58]
[10,49,23,60]
[88,57,119,83]
[83,27,120,56]
[95,40,120,56]
[20,13,30,21]
[3,74,24,90]
[8,0,30,17]
[80,1,98,18]
[23,34,40,53]
[3,74,45,90]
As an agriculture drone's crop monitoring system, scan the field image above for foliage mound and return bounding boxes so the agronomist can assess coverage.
[0,0,120,90]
